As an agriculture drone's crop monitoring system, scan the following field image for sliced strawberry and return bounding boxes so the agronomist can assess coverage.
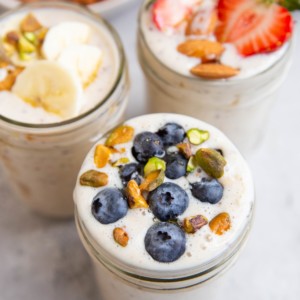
[215,0,293,56]
[152,0,191,31]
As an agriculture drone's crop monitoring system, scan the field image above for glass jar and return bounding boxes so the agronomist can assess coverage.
[75,201,254,300]
[0,1,130,218]
[137,0,293,156]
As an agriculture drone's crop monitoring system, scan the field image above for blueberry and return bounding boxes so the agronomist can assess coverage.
[145,222,186,263]
[156,123,185,147]
[191,178,224,204]
[165,153,187,179]
[92,188,128,224]
[119,163,142,186]
[148,182,189,221]
[132,132,165,163]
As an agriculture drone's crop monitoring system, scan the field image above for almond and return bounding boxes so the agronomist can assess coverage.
[126,180,149,209]
[105,125,134,147]
[94,144,111,168]
[113,228,129,247]
[209,212,231,235]
[177,40,224,62]
[191,63,239,79]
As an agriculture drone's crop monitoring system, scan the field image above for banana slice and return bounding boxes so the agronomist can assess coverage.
[58,45,103,88]
[12,60,83,118]
[42,22,91,60]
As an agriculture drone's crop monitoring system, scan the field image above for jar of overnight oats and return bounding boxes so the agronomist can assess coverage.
[137,0,294,155]
[0,1,129,218]
[74,113,255,300]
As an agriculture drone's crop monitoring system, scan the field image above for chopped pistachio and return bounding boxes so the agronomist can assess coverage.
[113,228,129,247]
[111,157,130,167]
[144,157,166,177]
[177,142,192,159]
[187,156,197,173]
[19,51,33,61]
[18,36,36,53]
[24,32,38,45]
[187,128,210,145]
[20,13,42,32]
[126,180,149,209]
[5,31,20,46]
[80,170,108,187]
[195,148,226,178]
[209,212,231,235]
[140,169,165,192]
[105,125,134,147]
[94,144,111,168]
[183,215,208,234]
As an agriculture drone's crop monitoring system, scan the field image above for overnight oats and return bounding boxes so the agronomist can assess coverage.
[138,0,294,154]
[74,113,254,300]
[0,1,129,218]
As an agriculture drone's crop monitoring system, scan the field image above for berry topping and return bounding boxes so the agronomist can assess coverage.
[132,132,165,163]
[152,0,191,31]
[92,188,128,224]
[119,163,142,186]
[156,122,185,147]
[215,0,293,56]
[148,182,189,221]
[191,178,224,204]
[144,222,186,263]
[165,152,187,179]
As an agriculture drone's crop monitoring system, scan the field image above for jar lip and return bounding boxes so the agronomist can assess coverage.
[0,1,125,130]
[75,200,255,284]
[138,0,293,86]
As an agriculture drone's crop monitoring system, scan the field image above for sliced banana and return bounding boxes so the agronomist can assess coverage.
[12,60,83,118]
[58,45,103,88]
[42,22,91,60]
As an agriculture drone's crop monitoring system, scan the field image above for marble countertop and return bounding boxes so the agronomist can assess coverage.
[0,3,299,300]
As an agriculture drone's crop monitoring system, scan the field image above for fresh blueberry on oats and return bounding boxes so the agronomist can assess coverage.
[132,132,165,163]
[156,123,185,147]
[191,178,224,204]
[165,152,187,179]
[149,182,188,221]
[119,163,142,186]
[145,222,186,263]
[92,188,128,224]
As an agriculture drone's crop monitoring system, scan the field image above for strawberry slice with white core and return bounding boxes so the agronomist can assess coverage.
[215,0,293,56]
[152,0,191,31]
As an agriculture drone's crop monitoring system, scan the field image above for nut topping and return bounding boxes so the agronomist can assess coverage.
[209,212,231,235]
[126,180,149,209]
[80,170,108,187]
[191,63,239,79]
[186,128,209,145]
[20,13,42,32]
[113,228,129,247]
[94,144,111,168]
[183,215,208,234]
[140,169,165,192]
[177,143,192,159]
[105,125,134,147]
[144,157,166,177]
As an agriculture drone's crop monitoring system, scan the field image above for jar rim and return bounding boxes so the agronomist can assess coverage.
[0,1,125,130]
[138,0,293,87]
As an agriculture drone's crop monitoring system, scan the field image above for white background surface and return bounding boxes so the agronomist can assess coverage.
[0,2,300,300]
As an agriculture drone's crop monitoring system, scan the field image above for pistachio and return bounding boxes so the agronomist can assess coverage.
[209,213,231,235]
[19,52,32,61]
[187,128,209,145]
[195,148,226,178]
[24,32,38,45]
[111,157,130,167]
[177,143,192,159]
[94,144,111,168]
[144,157,166,177]
[139,169,165,192]
[187,156,197,173]
[183,215,208,234]
[113,228,129,247]
[18,36,36,53]
[80,170,108,187]
[105,125,134,147]
[126,180,149,209]
[5,31,20,46]
[0,65,23,91]
[36,27,48,43]
[20,13,42,32]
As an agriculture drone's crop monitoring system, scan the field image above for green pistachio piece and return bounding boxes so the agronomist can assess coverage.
[187,128,210,145]
[144,157,166,177]
[148,169,165,192]
[18,36,36,53]
[187,156,197,173]
[19,51,32,61]
[24,32,38,45]
[111,157,130,167]
[195,148,226,178]
[80,170,108,187]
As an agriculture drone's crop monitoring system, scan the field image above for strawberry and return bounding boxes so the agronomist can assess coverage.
[215,0,293,56]
[152,0,202,31]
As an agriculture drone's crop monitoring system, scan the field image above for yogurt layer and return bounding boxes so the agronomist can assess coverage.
[140,0,289,79]
[74,114,254,273]
[0,7,120,124]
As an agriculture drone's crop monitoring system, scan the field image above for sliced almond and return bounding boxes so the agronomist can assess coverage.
[94,144,111,168]
[177,40,224,62]
[191,63,239,79]
[20,14,42,32]
[126,179,148,209]
[113,228,129,247]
